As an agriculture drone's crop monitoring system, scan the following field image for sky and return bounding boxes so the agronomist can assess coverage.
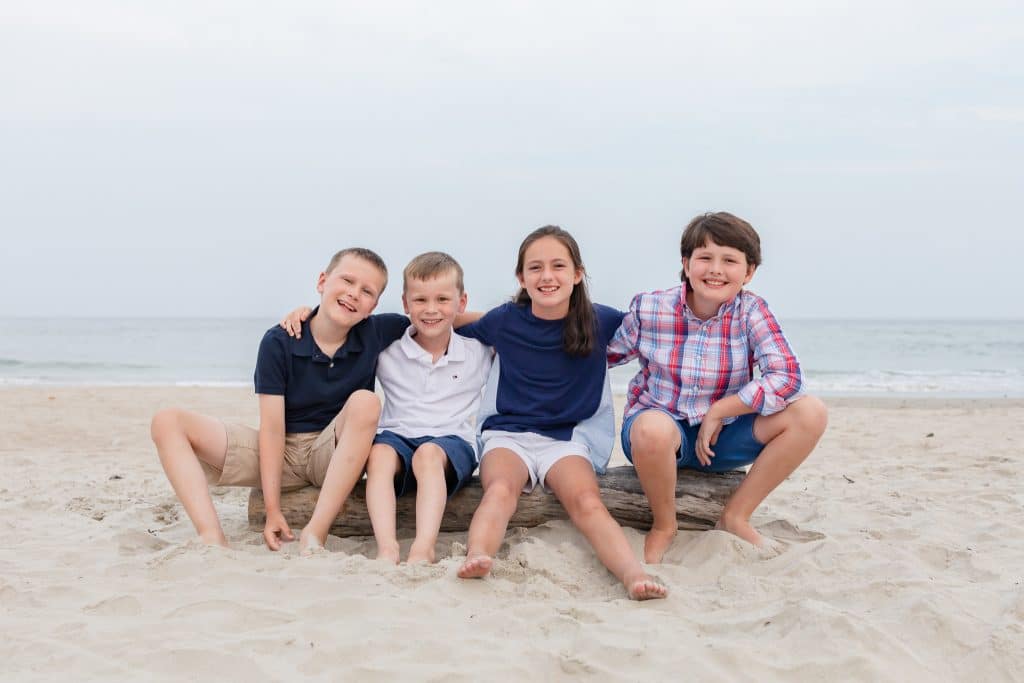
[2,1,1022,320]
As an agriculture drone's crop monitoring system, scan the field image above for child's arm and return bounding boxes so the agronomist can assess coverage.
[697,299,803,465]
[606,295,641,366]
[257,394,294,550]
[280,306,314,338]
[454,310,484,329]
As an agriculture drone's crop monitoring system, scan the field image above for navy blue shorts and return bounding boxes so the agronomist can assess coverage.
[620,409,764,472]
[372,431,477,497]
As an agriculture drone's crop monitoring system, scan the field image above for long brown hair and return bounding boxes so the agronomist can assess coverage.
[514,226,596,357]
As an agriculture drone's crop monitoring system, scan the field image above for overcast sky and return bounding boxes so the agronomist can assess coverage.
[2,1,1022,320]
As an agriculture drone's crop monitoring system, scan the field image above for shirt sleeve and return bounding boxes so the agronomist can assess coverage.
[456,304,505,347]
[253,329,287,396]
[606,295,641,367]
[736,298,804,415]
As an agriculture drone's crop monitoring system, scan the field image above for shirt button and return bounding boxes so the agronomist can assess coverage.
[329,362,334,368]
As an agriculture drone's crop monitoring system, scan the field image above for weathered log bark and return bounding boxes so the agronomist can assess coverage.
[248,466,743,537]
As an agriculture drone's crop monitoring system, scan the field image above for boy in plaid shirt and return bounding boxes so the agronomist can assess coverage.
[607,212,828,562]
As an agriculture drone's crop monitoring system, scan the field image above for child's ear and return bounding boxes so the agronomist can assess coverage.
[458,292,468,314]
[316,271,327,294]
[681,258,690,279]
[743,264,756,284]
[400,293,410,315]
[573,268,584,285]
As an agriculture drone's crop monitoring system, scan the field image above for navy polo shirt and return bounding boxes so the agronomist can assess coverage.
[458,302,625,441]
[254,308,409,433]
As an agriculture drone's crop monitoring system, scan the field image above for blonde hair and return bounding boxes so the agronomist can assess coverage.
[324,248,389,291]
[402,251,464,293]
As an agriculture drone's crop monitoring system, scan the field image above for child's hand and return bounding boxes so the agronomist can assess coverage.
[263,510,295,551]
[280,306,313,338]
[696,415,723,466]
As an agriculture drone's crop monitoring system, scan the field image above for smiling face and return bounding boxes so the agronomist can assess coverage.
[402,271,466,347]
[315,254,386,329]
[516,235,584,319]
[682,239,756,319]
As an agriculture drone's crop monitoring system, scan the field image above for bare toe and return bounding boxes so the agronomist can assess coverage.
[627,574,668,601]
[457,554,493,579]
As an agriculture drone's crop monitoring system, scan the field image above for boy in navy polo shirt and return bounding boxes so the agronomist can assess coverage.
[151,248,408,552]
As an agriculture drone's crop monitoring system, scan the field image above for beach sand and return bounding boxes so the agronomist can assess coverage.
[1,387,1022,681]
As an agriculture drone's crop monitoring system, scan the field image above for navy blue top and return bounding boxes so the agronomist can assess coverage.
[458,302,625,441]
[254,308,409,433]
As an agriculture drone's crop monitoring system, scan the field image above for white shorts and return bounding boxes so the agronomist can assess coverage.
[479,430,592,492]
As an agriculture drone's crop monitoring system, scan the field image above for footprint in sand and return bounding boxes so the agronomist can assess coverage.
[83,595,143,617]
[116,529,172,556]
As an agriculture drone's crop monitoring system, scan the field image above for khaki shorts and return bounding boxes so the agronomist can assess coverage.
[201,417,338,491]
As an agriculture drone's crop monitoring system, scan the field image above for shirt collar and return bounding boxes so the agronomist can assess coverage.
[290,306,364,358]
[678,283,742,322]
[398,324,465,364]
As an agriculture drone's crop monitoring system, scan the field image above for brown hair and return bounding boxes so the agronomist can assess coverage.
[325,247,389,291]
[402,251,465,293]
[679,212,762,285]
[514,226,596,357]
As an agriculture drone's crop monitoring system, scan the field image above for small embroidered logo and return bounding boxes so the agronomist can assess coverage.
[451,374,459,380]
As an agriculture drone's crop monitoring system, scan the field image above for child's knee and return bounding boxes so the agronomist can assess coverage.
[565,489,605,520]
[793,395,828,435]
[337,390,381,433]
[366,446,399,476]
[150,408,183,444]
[411,444,447,473]
[630,411,680,454]
[483,478,520,505]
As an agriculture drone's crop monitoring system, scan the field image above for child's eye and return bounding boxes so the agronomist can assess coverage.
[362,288,373,296]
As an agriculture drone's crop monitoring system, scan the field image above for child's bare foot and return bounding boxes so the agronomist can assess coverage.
[457,553,493,578]
[643,527,677,564]
[407,541,436,564]
[624,570,668,600]
[716,515,763,547]
[298,528,326,556]
[375,541,400,564]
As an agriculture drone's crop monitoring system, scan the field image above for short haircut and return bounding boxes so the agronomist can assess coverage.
[402,251,465,293]
[680,212,762,282]
[324,247,389,290]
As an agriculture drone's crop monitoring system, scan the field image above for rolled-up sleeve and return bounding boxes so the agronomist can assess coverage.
[736,299,803,415]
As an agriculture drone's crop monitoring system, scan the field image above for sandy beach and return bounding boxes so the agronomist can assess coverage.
[1,387,1022,681]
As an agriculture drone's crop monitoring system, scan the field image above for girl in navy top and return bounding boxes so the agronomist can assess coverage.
[457,226,667,600]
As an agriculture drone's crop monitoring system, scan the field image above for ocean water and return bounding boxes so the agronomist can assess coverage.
[1,318,1022,397]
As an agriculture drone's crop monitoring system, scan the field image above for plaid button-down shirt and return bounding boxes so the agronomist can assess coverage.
[607,285,803,425]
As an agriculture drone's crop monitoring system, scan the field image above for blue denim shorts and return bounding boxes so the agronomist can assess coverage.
[620,409,764,472]
[373,431,477,497]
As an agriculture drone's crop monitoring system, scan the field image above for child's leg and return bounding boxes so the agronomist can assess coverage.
[544,456,668,601]
[627,410,683,563]
[407,443,450,564]
[365,443,402,563]
[719,396,828,545]
[150,408,230,546]
[457,449,529,579]
[299,390,382,551]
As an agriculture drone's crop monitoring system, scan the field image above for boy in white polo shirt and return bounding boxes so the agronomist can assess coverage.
[364,252,492,564]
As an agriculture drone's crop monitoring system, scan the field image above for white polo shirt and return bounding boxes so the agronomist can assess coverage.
[376,326,492,451]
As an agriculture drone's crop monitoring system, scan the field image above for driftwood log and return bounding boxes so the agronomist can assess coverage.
[248,466,744,537]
